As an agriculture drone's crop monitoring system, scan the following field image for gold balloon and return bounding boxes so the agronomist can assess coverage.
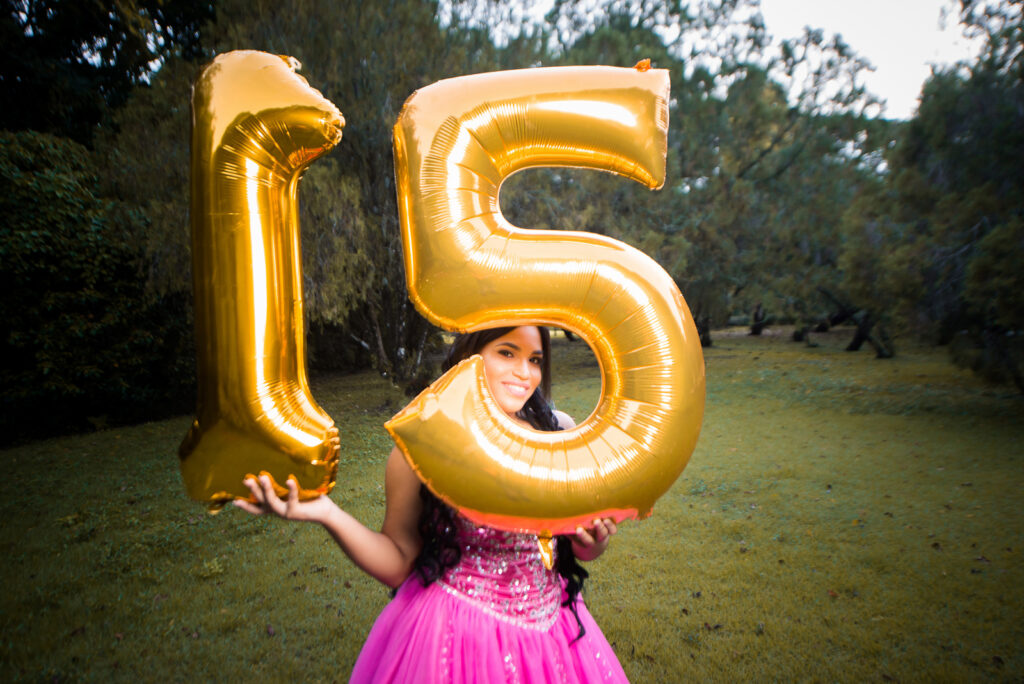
[387,65,706,535]
[179,51,343,508]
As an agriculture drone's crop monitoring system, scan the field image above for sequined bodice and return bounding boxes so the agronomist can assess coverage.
[437,516,562,630]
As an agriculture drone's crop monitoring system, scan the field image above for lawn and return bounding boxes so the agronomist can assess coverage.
[1,327,1020,682]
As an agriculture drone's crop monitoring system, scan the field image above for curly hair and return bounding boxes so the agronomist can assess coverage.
[412,326,590,640]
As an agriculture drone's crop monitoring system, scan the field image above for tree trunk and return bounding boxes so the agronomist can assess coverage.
[817,287,858,327]
[984,327,1024,394]
[749,302,766,336]
[697,316,713,348]
[792,325,820,347]
[846,312,894,358]
[368,305,391,376]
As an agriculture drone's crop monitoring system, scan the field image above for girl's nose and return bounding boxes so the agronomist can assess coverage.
[513,359,529,378]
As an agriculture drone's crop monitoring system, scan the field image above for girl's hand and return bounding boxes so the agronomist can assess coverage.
[571,517,618,562]
[233,474,337,524]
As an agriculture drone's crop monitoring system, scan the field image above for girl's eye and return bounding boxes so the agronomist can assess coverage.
[530,356,542,365]
[498,349,513,358]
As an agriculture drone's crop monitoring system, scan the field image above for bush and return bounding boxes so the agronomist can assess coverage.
[0,131,194,443]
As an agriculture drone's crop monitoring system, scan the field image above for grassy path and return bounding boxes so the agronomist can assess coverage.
[2,328,1020,681]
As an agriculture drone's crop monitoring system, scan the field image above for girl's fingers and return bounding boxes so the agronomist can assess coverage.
[283,477,301,517]
[233,498,264,515]
[258,475,287,516]
[575,526,595,547]
[242,476,264,503]
[596,518,617,537]
[236,474,306,520]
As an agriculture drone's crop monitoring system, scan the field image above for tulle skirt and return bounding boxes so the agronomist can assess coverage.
[350,576,628,683]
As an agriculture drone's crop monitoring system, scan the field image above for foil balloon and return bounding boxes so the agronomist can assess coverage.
[179,51,343,508]
[387,65,706,535]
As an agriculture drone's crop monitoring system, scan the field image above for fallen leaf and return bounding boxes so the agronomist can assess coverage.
[266,624,275,637]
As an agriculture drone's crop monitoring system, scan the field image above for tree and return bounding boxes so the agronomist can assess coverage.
[0,0,213,145]
[839,0,1024,387]
[0,131,193,442]
[158,0,522,381]
[500,2,880,347]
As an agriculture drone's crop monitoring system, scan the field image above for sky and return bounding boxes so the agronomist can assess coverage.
[759,0,984,119]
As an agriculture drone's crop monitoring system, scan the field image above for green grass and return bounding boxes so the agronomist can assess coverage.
[1,327,1021,682]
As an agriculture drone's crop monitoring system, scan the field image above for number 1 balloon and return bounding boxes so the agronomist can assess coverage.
[387,64,706,535]
[179,51,343,508]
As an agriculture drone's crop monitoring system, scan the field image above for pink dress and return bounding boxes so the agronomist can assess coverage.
[350,516,628,683]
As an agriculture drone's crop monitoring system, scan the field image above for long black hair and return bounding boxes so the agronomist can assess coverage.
[413,326,590,639]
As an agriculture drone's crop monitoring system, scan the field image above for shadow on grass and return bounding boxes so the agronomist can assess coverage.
[1,327,1021,681]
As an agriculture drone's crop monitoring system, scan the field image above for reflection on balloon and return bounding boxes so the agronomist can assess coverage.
[387,65,706,535]
[179,50,343,509]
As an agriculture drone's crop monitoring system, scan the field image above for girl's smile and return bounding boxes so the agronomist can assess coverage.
[478,326,544,418]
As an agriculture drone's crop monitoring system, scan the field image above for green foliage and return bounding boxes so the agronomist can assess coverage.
[0,131,193,442]
[11,0,1018,436]
[95,56,200,298]
[503,4,884,340]
[838,2,1024,387]
[198,0,509,380]
[965,218,1024,329]
[0,0,213,144]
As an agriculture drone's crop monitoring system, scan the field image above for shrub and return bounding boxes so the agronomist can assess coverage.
[0,131,193,442]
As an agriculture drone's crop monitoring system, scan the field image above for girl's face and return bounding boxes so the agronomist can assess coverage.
[478,326,544,419]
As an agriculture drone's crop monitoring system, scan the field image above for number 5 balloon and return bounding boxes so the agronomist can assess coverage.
[386,64,706,535]
[179,51,343,507]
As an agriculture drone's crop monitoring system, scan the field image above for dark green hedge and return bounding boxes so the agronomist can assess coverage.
[0,131,194,443]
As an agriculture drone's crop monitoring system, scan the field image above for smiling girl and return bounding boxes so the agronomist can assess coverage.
[236,326,627,682]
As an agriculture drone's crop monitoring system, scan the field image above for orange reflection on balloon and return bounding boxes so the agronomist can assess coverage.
[387,65,705,535]
[179,51,343,508]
